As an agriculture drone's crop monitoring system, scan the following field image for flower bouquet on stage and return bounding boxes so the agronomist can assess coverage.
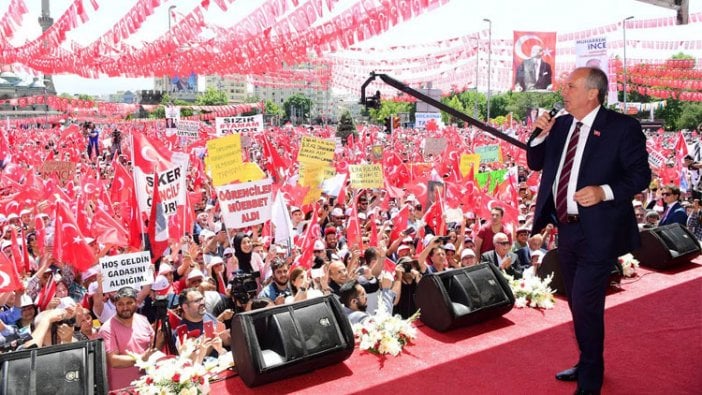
[128,337,233,395]
[503,268,557,309]
[352,304,421,357]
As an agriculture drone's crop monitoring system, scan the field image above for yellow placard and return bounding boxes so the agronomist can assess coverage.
[349,164,384,189]
[206,134,243,186]
[460,153,481,178]
[230,162,266,182]
[298,136,335,163]
[298,161,335,187]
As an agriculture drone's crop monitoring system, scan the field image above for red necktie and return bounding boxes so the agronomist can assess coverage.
[556,122,583,223]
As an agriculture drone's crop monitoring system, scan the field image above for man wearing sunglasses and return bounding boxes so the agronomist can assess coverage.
[479,232,526,279]
[658,185,688,227]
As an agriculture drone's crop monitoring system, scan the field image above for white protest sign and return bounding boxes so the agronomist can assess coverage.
[134,165,188,216]
[100,251,154,293]
[648,149,667,169]
[216,178,273,229]
[216,114,264,136]
[415,112,442,129]
[177,120,200,138]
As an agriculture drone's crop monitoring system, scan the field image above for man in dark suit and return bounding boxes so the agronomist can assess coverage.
[527,67,651,394]
[515,45,553,91]
[479,232,527,278]
[516,233,548,270]
[657,185,688,227]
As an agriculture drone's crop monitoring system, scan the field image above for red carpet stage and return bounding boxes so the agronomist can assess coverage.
[212,260,702,394]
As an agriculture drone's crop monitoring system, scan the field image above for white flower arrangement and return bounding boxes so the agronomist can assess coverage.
[351,303,420,357]
[618,253,640,278]
[128,337,232,395]
[503,268,556,309]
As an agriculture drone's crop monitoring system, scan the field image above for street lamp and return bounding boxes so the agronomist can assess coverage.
[474,35,480,118]
[483,18,492,122]
[622,16,634,114]
[168,5,176,30]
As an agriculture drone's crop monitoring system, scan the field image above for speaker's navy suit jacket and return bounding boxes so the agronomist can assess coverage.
[527,107,651,260]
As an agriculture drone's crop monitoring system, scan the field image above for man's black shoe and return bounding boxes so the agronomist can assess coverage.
[573,389,600,395]
[555,366,578,381]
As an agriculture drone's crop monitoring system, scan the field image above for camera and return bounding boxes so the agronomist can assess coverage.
[229,272,261,304]
[0,327,33,353]
[435,236,451,244]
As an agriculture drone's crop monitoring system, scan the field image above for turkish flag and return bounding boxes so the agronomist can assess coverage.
[346,199,362,249]
[92,205,129,246]
[35,273,57,311]
[389,205,410,243]
[147,172,169,261]
[674,131,688,159]
[292,203,320,270]
[131,131,175,173]
[54,199,97,271]
[0,251,22,292]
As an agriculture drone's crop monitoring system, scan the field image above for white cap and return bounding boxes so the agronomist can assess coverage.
[331,207,344,217]
[290,206,301,213]
[208,256,224,268]
[152,275,170,293]
[402,236,413,243]
[20,294,35,307]
[223,247,234,256]
[313,240,326,251]
[187,268,204,280]
[1,239,12,250]
[442,243,456,251]
[358,212,367,220]
[158,263,174,274]
[57,297,76,310]
[200,230,215,240]
[398,244,410,252]
[20,209,32,216]
[82,265,100,280]
[461,249,476,259]
[7,213,19,220]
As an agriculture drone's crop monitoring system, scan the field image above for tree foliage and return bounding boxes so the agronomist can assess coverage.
[283,93,313,122]
[336,111,357,144]
[265,99,284,117]
[195,87,228,105]
[367,100,413,124]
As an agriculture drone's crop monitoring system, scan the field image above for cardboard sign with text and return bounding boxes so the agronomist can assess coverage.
[459,153,481,178]
[298,136,336,163]
[177,120,200,138]
[216,178,273,229]
[100,251,154,293]
[475,145,503,164]
[206,134,244,186]
[424,137,447,156]
[41,160,76,183]
[349,164,384,189]
[215,114,264,136]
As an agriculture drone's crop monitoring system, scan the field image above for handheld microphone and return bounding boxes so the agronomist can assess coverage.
[528,102,563,143]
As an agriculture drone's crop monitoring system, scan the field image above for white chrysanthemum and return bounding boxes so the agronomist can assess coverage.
[514,296,528,308]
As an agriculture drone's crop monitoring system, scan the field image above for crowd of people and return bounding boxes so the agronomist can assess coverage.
[0,99,700,391]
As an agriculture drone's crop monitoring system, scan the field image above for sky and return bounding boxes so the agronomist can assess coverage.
[1,0,700,95]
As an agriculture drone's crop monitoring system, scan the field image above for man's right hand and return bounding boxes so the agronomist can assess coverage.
[533,111,557,139]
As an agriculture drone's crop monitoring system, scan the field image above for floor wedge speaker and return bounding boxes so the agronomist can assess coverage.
[230,294,354,387]
[415,264,515,332]
[632,223,701,269]
[0,339,108,395]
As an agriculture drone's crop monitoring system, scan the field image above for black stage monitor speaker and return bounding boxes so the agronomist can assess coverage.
[230,294,354,387]
[537,249,566,295]
[0,339,108,395]
[633,223,701,269]
[415,263,515,332]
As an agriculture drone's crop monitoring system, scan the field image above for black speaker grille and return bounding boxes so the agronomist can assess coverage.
[2,348,88,395]
[293,302,344,355]
[444,269,510,312]
[656,226,700,256]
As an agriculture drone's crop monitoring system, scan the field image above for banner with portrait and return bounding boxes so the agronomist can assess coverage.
[513,31,557,92]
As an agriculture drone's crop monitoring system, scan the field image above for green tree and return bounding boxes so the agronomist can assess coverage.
[656,100,684,130]
[336,111,357,144]
[367,100,412,124]
[243,95,261,103]
[677,102,702,130]
[195,87,228,105]
[441,95,466,126]
[457,90,487,120]
[284,94,313,123]
[265,99,284,117]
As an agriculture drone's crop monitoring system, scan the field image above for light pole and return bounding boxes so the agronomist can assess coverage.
[168,5,176,30]
[622,16,634,114]
[474,35,479,119]
[483,18,492,122]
